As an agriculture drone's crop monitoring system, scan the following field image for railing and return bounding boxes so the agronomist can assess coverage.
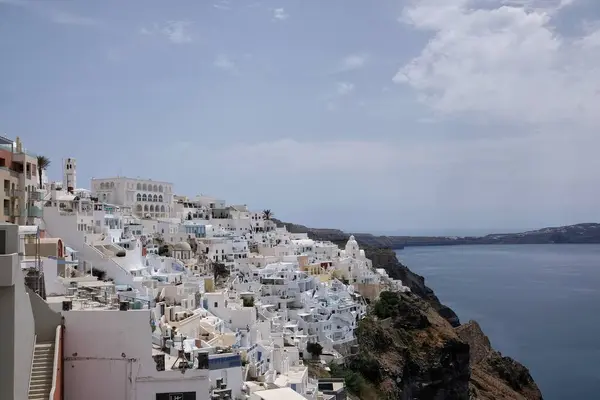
[27,334,37,397]
[28,206,43,218]
[49,325,62,400]
[84,243,130,274]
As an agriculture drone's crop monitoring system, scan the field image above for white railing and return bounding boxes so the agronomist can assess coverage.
[84,243,129,274]
[27,334,37,396]
[49,325,61,400]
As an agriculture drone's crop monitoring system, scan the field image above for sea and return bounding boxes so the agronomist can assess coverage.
[396,245,600,400]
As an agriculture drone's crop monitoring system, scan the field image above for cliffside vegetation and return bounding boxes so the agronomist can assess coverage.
[324,291,541,399]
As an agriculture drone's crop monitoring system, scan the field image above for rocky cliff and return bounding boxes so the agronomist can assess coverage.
[277,219,542,399]
[333,291,542,399]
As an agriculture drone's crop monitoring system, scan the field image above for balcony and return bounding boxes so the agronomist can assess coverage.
[28,191,43,201]
[0,166,21,179]
[28,206,43,218]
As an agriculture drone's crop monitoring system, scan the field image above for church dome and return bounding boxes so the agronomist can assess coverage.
[173,242,192,251]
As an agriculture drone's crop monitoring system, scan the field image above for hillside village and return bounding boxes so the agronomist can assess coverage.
[0,135,411,400]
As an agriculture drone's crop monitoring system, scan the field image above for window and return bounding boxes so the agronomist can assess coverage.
[136,183,141,190]
[142,194,147,201]
[214,302,218,308]
[153,194,158,202]
[137,193,141,201]
[144,205,148,211]
[153,184,158,191]
[142,183,147,191]
[161,205,165,212]
[159,195,163,202]
[159,185,163,192]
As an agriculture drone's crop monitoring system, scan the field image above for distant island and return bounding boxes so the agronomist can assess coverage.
[274,221,600,249]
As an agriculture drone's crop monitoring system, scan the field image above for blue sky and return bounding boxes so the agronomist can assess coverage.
[1,0,600,233]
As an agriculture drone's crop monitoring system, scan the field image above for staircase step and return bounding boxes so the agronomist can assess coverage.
[30,374,52,381]
[28,388,51,396]
[30,375,52,381]
[29,383,52,391]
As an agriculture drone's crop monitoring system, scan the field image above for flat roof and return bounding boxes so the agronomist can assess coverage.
[18,225,39,236]
[253,387,308,400]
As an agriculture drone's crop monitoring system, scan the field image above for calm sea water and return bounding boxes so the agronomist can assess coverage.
[396,245,600,400]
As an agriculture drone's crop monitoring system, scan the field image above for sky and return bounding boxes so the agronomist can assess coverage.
[1,0,600,234]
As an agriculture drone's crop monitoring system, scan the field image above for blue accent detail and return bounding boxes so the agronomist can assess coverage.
[291,384,297,392]
[208,354,242,370]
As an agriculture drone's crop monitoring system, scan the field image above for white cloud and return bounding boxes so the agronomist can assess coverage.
[336,82,355,96]
[213,54,238,74]
[394,0,600,126]
[273,8,289,21]
[140,21,193,44]
[161,21,192,44]
[213,0,231,10]
[340,54,368,71]
[162,131,600,226]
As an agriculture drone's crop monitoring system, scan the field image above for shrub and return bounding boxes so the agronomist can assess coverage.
[306,342,323,358]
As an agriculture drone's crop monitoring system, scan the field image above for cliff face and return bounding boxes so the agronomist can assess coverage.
[363,247,461,327]
[276,219,542,400]
[341,292,542,400]
[457,321,542,400]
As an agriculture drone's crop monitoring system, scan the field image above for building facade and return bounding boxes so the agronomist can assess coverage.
[91,177,174,219]
[0,136,43,225]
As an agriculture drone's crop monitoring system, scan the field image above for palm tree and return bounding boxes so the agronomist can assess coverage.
[262,209,273,220]
[36,155,51,189]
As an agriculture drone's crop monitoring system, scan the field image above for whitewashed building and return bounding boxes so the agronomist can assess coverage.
[91,176,175,219]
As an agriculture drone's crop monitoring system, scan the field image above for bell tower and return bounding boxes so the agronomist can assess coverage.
[63,158,76,193]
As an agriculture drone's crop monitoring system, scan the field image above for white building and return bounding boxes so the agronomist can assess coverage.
[91,177,174,219]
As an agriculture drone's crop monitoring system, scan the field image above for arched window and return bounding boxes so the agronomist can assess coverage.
[142,183,147,191]
[137,183,141,190]
[136,193,141,201]
[161,205,165,212]
[142,194,147,201]
[136,204,142,212]
[153,194,158,202]
[153,184,158,191]
[100,183,105,189]
[150,205,154,212]
[144,205,148,212]
[159,185,163,192]
[159,195,163,202]
[110,182,115,188]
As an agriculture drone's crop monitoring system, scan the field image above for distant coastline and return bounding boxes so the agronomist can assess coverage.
[275,220,600,250]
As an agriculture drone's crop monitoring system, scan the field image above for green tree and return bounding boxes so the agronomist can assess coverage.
[158,244,170,257]
[262,209,273,220]
[306,342,323,358]
[212,262,229,281]
[36,155,51,189]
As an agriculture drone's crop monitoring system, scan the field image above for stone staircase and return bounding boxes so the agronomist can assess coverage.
[28,341,55,400]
